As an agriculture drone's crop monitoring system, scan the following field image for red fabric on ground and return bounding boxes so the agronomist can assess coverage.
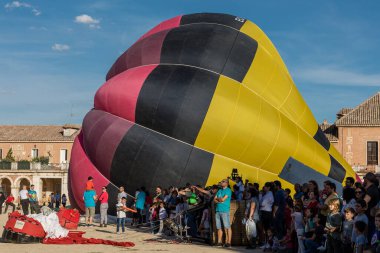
[42,231,135,247]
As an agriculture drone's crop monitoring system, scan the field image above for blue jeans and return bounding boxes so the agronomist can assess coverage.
[304,239,320,253]
[215,211,230,229]
[117,217,126,232]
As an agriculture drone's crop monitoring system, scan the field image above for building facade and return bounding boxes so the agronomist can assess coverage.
[321,92,380,174]
[0,124,80,203]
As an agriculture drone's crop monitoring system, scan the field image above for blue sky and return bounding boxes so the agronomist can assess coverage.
[0,0,379,125]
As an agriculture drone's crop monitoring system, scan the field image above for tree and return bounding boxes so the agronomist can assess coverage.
[4,148,15,162]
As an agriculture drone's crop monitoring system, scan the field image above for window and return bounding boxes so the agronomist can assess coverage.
[31,149,38,159]
[0,149,2,160]
[60,149,68,163]
[367,141,378,165]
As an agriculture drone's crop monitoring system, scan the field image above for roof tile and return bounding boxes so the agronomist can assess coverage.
[336,92,380,126]
[0,125,80,142]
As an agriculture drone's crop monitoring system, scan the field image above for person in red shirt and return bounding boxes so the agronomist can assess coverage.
[86,176,94,191]
[98,186,109,227]
[306,191,319,216]
[4,193,16,213]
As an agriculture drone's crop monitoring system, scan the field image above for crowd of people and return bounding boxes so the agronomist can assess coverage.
[0,185,67,215]
[4,172,380,253]
[83,172,380,253]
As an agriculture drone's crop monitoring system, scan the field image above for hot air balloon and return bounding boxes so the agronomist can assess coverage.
[68,13,357,213]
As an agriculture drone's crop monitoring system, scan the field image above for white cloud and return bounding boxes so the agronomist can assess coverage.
[51,43,70,52]
[74,14,100,29]
[4,1,41,16]
[5,1,30,8]
[294,66,380,87]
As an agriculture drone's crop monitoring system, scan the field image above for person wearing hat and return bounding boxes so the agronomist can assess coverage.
[214,179,232,248]
[363,172,380,241]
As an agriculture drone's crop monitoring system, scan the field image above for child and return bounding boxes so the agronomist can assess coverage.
[198,207,210,239]
[370,213,380,253]
[149,203,159,233]
[304,208,315,236]
[264,228,274,252]
[354,220,367,253]
[352,199,368,245]
[342,207,355,253]
[278,228,294,253]
[86,176,94,190]
[157,201,167,235]
[116,197,127,234]
[325,198,342,253]
[304,215,325,253]
[292,204,305,253]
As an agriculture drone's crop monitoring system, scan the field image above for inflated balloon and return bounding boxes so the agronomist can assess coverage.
[69,13,357,212]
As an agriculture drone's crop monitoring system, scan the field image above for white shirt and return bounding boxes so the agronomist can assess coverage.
[159,207,167,220]
[260,191,274,212]
[116,203,126,218]
[19,190,29,200]
[117,191,127,202]
[292,211,304,230]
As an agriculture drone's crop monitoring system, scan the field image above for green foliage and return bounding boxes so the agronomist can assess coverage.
[3,148,15,162]
[31,156,49,165]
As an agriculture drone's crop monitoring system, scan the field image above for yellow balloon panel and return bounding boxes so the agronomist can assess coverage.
[260,64,293,109]
[216,78,262,159]
[243,45,276,96]
[280,87,308,124]
[240,21,289,75]
[237,91,281,168]
[260,114,299,175]
[194,76,240,153]
[206,154,259,186]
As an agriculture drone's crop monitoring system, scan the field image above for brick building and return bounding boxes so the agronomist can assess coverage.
[321,92,380,173]
[0,124,80,203]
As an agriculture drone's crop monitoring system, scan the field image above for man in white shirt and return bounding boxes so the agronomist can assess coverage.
[19,185,29,215]
[259,182,274,250]
[117,186,127,202]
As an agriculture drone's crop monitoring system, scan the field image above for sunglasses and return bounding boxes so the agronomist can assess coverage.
[355,191,362,194]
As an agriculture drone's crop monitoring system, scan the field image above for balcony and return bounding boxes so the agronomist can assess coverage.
[0,161,69,171]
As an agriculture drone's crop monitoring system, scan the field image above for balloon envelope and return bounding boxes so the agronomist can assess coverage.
[69,13,357,212]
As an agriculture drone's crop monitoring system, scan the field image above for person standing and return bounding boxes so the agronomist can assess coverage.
[28,185,40,214]
[273,180,286,240]
[154,186,164,203]
[325,198,342,253]
[48,193,55,209]
[19,185,30,215]
[363,172,380,241]
[4,193,16,213]
[61,194,67,208]
[0,192,5,214]
[117,186,127,202]
[98,186,109,227]
[246,188,260,249]
[136,186,146,226]
[83,189,97,226]
[116,197,127,234]
[55,192,61,208]
[214,179,232,248]
[260,182,274,249]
